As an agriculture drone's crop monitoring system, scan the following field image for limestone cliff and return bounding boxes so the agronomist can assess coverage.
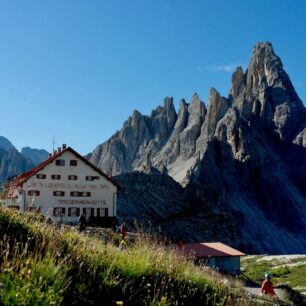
[0,147,34,183]
[91,43,306,253]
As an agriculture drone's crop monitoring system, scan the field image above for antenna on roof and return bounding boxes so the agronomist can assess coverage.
[52,137,56,153]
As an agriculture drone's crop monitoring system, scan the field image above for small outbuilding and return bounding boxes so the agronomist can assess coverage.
[177,242,245,274]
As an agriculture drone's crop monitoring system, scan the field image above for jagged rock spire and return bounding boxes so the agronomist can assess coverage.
[231,41,306,141]
[89,42,306,254]
[90,42,306,182]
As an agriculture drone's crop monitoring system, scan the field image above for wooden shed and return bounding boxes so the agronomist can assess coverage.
[177,242,245,274]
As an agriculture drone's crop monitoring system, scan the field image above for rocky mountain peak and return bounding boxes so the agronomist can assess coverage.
[150,97,177,128]
[130,110,142,126]
[0,146,34,183]
[0,136,15,152]
[246,41,284,90]
[21,147,49,165]
[231,42,306,142]
[188,93,206,115]
[69,43,306,252]
[230,66,245,99]
[164,96,174,109]
[175,99,189,132]
[189,93,206,118]
[205,88,231,139]
[190,92,200,103]
[178,98,188,110]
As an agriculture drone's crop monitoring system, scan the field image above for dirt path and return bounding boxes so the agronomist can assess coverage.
[244,285,285,301]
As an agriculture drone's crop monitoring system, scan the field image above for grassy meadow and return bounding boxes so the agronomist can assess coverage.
[241,255,306,290]
[241,255,306,305]
[0,207,291,306]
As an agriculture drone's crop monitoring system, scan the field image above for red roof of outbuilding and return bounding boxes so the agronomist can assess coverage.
[5,146,120,189]
[177,242,245,257]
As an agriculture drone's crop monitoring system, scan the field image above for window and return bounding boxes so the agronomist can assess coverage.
[53,191,65,196]
[53,207,65,216]
[36,174,46,179]
[70,160,77,166]
[68,207,80,217]
[55,159,65,166]
[97,208,108,217]
[68,175,78,180]
[51,174,61,180]
[83,207,94,217]
[86,176,100,181]
[70,191,91,197]
[28,190,40,196]
[82,192,91,197]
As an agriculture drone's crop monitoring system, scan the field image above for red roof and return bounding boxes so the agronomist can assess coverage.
[5,146,120,189]
[177,242,245,257]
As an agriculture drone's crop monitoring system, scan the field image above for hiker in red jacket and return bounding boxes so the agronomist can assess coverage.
[119,222,128,239]
[260,273,276,296]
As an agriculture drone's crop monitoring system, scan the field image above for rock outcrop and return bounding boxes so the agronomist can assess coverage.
[231,42,306,142]
[0,138,49,184]
[0,136,14,152]
[90,97,176,174]
[89,42,306,254]
[21,147,49,165]
[90,94,207,185]
[0,147,34,183]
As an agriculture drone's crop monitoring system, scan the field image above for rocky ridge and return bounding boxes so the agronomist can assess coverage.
[0,138,49,184]
[0,146,34,183]
[21,147,49,165]
[89,42,306,254]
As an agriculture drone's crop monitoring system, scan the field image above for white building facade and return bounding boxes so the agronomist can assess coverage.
[2,146,118,225]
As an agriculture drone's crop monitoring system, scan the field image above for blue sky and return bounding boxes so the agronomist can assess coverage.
[0,0,306,155]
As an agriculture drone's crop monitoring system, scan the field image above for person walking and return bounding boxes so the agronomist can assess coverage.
[119,222,128,239]
[260,273,276,296]
[78,214,86,232]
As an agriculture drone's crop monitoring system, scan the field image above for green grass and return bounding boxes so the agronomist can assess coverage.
[241,255,306,292]
[0,207,283,306]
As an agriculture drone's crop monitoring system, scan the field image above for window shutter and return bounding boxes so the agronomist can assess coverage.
[68,208,71,216]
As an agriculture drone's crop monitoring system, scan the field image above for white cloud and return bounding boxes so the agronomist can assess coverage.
[197,64,237,73]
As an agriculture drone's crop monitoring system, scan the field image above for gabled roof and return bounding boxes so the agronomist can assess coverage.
[177,242,245,257]
[5,146,120,189]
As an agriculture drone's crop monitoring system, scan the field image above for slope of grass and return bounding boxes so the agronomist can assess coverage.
[0,207,286,306]
[241,255,306,289]
[241,255,306,305]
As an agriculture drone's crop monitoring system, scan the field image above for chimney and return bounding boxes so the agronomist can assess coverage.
[58,147,62,153]
[53,150,57,156]
[62,144,67,149]
[48,153,52,158]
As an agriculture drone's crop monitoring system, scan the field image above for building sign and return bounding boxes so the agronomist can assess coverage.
[26,182,109,190]
[57,199,106,205]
